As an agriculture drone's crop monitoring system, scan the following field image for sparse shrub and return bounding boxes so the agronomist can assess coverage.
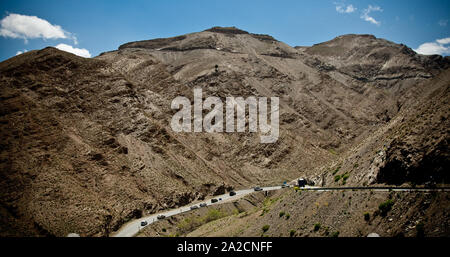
[279,211,285,218]
[334,175,341,182]
[331,231,340,237]
[203,209,226,223]
[177,209,226,232]
[353,163,359,168]
[332,166,341,175]
[289,230,296,237]
[314,223,321,231]
[177,217,197,232]
[285,213,290,220]
[364,212,370,221]
[162,228,167,232]
[260,209,267,216]
[262,225,270,233]
[342,173,350,182]
[378,199,394,216]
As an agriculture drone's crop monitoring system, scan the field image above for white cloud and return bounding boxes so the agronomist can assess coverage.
[361,5,383,25]
[16,49,27,55]
[336,4,356,14]
[436,37,450,45]
[414,37,450,55]
[55,43,91,58]
[414,43,449,55]
[0,13,76,43]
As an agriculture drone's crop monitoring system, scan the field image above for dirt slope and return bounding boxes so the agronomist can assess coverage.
[0,27,448,236]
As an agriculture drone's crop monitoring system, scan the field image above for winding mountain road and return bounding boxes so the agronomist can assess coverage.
[111,185,450,237]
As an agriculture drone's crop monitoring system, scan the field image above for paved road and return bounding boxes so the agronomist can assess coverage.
[300,186,450,192]
[111,185,450,237]
[112,185,300,237]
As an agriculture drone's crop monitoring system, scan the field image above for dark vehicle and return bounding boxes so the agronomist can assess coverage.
[157,215,165,220]
[211,198,218,203]
[229,191,236,196]
[424,181,437,188]
[190,205,199,210]
[140,221,148,226]
[254,186,263,191]
[199,203,207,207]
[297,178,307,187]
[219,198,222,201]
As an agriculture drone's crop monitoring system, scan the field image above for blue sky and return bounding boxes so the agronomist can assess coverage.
[0,0,449,61]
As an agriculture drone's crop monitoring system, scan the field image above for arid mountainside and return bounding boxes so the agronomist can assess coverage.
[139,188,450,237]
[0,27,448,236]
[140,68,450,238]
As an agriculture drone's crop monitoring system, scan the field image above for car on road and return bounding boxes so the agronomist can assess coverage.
[229,191,236,196]
[199,203,207,207]
[254,186,263,191]
[211,198,218,203]
[297,178,307,187]
[219,198,222,201]
[157,215,165,220]
[190,205,199,210]
[140,221,148,226]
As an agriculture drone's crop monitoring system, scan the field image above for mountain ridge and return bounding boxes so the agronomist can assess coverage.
[0,27,448,236]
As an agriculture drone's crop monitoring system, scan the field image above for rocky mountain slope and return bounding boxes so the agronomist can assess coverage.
[139,188,450,237]
[0,27,448,236]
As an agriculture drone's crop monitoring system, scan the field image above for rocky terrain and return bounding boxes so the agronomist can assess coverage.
[0,27,448,236]
[139,189,450,237]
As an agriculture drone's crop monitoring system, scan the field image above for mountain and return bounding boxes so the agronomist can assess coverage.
[0,27,448,236]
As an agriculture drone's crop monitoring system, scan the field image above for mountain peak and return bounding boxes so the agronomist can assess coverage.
[204,26,249,34]
[118,27,278,51]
